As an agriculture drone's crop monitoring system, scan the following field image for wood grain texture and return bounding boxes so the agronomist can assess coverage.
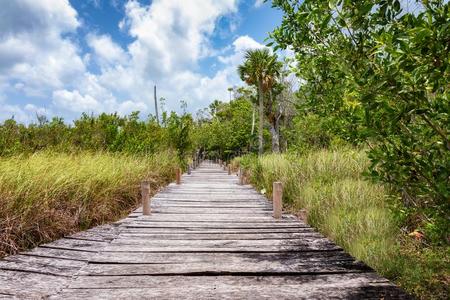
[0,161,410,299]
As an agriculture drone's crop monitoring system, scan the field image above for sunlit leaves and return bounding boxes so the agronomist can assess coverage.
[270,0,449,242]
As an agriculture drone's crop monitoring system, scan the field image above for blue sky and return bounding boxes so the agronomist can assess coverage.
[0,0,283,123]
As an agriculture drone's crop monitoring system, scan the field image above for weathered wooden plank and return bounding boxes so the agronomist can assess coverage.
[122,222,308,229]
[120,228,317,234]
[54,274,409,300]
[155,190,261,194]
[129,216,294,223]
[127,213,289,221]
[108,237,338,248]
[139,209,272,215]
[41,238,109,251]
[65,231,117,242]
[20,247,94,261]
[151,196,266,201]
[78,260,370,276]
[117,232,320,240]
[163,187,254,191]
[150,199,267,204]
[0,270,69,299]
[88,250,353,264]
[0,254,85,276]
[123,222,306,232]
[102,240,341,252]
[150,203,271,208]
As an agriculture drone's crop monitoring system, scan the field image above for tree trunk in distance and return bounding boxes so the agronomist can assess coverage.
[268,89,279,153]
[154,85,159,125]
[257,80,264,156]
[269,123,280,153]
[251,105,255,135]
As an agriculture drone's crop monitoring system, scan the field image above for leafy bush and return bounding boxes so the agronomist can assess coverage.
[270,0,450,244]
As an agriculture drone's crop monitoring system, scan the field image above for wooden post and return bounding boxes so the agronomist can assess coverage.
[228,164,231,175]
[141,181,151,215]
[176,168,181,185]
[187,164,191,175]
[273,181,283,219]
[238,168,244,185]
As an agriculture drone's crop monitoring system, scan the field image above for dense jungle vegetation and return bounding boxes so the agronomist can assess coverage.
[0,0,448,298]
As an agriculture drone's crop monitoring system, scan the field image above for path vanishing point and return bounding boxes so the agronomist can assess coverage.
[0,162,410,299]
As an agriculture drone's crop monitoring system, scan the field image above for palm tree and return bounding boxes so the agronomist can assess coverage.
[238,48,281,154]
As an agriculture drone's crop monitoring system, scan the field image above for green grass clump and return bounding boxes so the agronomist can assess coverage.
[0,151,178,257]
[235,148,449,299]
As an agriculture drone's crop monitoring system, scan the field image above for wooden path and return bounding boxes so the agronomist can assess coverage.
[0,162,410,299]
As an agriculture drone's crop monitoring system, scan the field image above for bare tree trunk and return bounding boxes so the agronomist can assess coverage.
[258,80,264,156]
[154,85,159,125]
[268,90,280,153]
[268,124,279,153]
[251,104,255,135]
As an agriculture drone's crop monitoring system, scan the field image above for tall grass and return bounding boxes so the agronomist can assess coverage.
[235,148,448,299]
[0,151,178,257]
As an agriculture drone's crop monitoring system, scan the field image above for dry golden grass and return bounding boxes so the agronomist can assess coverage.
[0,150,178,257]
[235,148,449,299]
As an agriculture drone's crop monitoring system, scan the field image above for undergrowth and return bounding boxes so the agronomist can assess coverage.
[0,150,178,257]
[234,148,449,299]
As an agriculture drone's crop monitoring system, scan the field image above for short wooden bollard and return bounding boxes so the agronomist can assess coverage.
[141,181,151,215]
[187,164,191,175]
[273,181,283,219]
[238,168,244,185]
[176,168,181,185]
[228,164,231,175]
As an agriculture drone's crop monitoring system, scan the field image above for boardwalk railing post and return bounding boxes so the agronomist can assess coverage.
[228,164,231,175]
[187,164,191,175]
[141,181,151,215]
[176,168,181,185]
[273,182,283,219]
[238,168,244,185]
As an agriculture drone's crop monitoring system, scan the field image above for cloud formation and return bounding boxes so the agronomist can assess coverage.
[0,0,268,123]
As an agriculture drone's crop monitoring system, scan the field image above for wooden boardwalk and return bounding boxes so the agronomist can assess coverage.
[0,163,410,299]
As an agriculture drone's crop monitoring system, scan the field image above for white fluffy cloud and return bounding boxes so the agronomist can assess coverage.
[0,0,268,122]
[87,0,244,113]
[53,89,102,113]
[87,34,128,66]
[123,0,238,75]
[0,0,84,96]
